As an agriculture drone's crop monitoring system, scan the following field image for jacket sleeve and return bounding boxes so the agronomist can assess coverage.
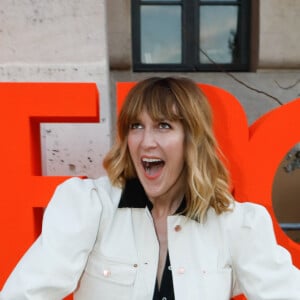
[228,202,300,300]
[0,177,102,300]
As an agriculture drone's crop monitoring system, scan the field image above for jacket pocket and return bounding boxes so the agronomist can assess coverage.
[84,254,137,286]
[200,268,233,300]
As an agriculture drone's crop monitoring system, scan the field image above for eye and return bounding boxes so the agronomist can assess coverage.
[158,122,171,129]
[129,122,143,129]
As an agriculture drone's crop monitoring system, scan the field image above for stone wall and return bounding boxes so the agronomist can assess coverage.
[0,0,110,178]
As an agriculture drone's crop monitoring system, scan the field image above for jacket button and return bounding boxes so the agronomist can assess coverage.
[174,225,181,232]
[103,269,111,277]
[177,267,185,274]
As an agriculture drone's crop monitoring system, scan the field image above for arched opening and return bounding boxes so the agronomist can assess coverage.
[272,142,300,243]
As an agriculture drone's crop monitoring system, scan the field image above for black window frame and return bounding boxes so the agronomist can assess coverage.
[132,0,251,72]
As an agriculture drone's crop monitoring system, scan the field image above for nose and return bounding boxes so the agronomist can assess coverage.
[141,128,157,149]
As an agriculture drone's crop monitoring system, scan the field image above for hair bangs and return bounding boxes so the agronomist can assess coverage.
[133,82,183,124]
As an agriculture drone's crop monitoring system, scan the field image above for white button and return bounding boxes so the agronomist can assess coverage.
[103,269,111,277]
[177,267,185,274]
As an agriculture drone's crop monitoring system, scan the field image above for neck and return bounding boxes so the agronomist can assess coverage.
[151,196,183,219]
[150,183,185,219]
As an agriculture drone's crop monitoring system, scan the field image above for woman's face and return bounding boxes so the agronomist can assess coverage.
[127,109,186,203]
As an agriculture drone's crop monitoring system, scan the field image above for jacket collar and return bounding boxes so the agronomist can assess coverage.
[118,178,186,214]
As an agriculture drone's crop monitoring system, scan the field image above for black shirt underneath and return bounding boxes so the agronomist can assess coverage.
[152,252,174,300]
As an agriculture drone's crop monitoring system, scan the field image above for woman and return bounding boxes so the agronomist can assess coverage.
[1,77,299,299]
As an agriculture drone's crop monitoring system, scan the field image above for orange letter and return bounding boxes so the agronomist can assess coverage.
[0,82,99,295]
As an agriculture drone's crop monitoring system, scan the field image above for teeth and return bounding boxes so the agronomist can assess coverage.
[141,157,164,174]
[142,158,162,163]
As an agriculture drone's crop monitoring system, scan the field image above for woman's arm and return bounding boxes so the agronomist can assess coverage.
[0,177,102,299]
[228,202,300,300]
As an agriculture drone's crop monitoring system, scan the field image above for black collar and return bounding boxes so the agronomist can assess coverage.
[118,178,186,214]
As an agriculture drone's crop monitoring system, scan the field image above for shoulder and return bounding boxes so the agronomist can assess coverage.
[56,176,121,196]
[217,201,272,229]
[204,201,272,241]
[43,176,123,237]
[215,201,279,257]
[49,176,122,210]
[205,201,275,246]
[55,176,97,193]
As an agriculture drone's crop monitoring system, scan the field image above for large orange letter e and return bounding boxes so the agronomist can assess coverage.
[0,83,99,289]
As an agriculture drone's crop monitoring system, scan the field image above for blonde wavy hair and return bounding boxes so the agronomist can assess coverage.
[103,77,233,221]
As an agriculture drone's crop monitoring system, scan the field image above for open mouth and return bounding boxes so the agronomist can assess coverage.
[141,157,165,176]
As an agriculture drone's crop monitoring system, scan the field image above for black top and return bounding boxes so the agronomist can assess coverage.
[152,252,174,300]
[119,178,186,300]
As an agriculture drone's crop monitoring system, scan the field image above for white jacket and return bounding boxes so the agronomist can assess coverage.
[1,176,300,300]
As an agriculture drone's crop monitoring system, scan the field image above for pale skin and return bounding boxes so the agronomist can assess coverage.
[127,110,186,288]
[151,186,184,288]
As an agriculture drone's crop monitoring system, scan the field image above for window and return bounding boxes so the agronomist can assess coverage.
[132,0,251,71]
